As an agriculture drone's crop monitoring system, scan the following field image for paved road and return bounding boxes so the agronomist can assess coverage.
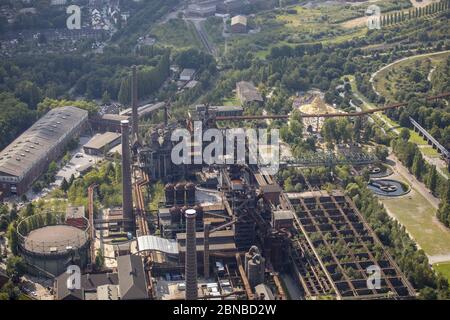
[387,154,440,209]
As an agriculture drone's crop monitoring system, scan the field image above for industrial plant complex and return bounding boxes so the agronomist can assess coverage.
[0,62,430,302]
[1,0,450,308]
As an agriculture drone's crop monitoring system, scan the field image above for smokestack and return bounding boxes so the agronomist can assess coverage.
[163,105,168,127]
[185,209,198,300]
[121,120,133,225]
[131,65,139,143]
[203,221,210,278]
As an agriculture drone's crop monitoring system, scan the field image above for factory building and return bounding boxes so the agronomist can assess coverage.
[83,132,122,156]
[0,106,88,196]
[180,68,196,81]
[236,81,263,106]
[209,105,243,117]
[90,114,130,132]
[117,255,148,300]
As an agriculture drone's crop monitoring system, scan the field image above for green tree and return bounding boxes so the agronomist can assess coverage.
[61,177,69,193]
[427,165,438,195]
[411,150,425,179]
[399,128,410,141]
[102,90,111,105]
[94,249,105,271]
[6,256,26,283]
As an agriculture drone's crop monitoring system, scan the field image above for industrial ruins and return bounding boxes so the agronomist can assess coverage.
[7,65,421,301]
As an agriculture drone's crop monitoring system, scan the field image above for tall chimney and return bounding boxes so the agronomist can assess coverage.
[185,209,198,300]
[121,120,133,226]
[131,65,139,143]
[203,221,210,278]
[163,105,168,127]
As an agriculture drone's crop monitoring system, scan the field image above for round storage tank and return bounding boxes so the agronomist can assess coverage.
[165,183,175,206]
[175,183,186,205]
[17,212,90,277]
[185,183,196,206]
[193,205,203,221]
[169,206,181,224]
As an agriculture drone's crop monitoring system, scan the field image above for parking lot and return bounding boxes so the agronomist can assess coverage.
[53,135,103,188]
[19,135,103,202]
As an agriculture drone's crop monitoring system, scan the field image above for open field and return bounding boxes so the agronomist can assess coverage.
[222,95,239,106]
[150,18,202,50]
[433,262,450,282]
[381,180,450,257]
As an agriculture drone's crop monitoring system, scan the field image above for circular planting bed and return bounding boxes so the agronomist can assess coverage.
[368,164,392,179]
[368,179,409,197]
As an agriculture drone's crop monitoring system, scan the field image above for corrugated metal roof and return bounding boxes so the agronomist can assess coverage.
[137,235,179,255]
[83,132,121,150]
[0,106,88,178]
[231,15,247,26]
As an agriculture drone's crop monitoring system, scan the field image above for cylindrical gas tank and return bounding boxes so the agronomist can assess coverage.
[193,205,203,221]
[169,206,181,224]
[185,183,196,206]
[175,183,186,205]
[165,183,175,206]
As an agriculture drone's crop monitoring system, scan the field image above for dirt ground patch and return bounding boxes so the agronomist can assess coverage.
[410,0,438,8]
[341,16,368,29]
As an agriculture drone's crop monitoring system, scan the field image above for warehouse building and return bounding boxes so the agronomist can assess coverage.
[231,15,247,33]
[90,114,130,132]
[0,106,88,196]
[83,132,121,156]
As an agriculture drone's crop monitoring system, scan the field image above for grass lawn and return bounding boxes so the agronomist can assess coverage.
[150,18,202,50]
[433,262,450,282]
[419,146,440,157]
[381,187,450,256]
[222,95,240,106]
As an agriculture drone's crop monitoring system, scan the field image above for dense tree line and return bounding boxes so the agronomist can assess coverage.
[381,0,450,27]
[0,93,36,149]
[118,52,170,105]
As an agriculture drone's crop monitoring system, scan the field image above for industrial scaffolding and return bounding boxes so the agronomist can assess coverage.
[287,191,416,300]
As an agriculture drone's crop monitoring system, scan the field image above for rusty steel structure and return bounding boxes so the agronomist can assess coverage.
[87,183,97,267]
[214,92,450,122]
[275,171,416,300]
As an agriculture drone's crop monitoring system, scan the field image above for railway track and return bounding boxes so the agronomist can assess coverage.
[134,170,150,237]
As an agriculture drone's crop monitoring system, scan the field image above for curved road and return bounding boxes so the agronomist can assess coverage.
[370,50,450,96]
